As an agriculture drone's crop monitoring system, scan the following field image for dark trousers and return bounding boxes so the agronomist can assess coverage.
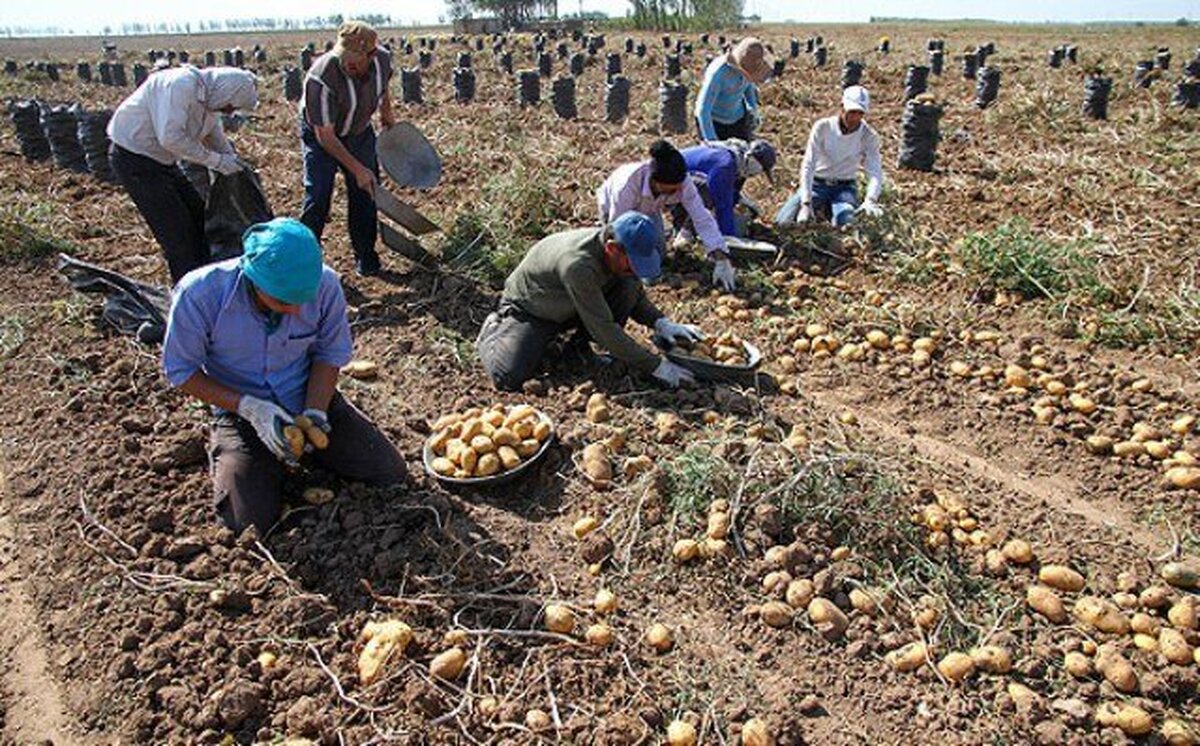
[210,392,406,534]
[110,144,207,284]
[697,111,755,142]
[299,122,380,270]
[476,281,642,392]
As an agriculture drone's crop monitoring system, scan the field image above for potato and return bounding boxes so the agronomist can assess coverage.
[937,652,976,683]
[1168,598,1197,630]
[645,623,673,652]
[1160,628,1194,665]
[1162,561,1200,590]
[741,718,772,746]
[1131,613,1160,635]
[758,601,792,628]
[1095,646,1138,693]
[432,413,463,432]
[471,452,498,477]
[672,539,700,563]
[848,588,879,617]
[533,420,552,442]
[698,538,728,559]
[1004,364,1031,389]
[516,439,541,458]
[481,409,504,428]
[429,429,453,455]
[762,571,792,596]
[1140,585,1173,608]
[282,424,306,459]
[492,427,519,447]
[525,709,551,731]
[1164,467,1200,490]
[470,434,496,454]
[455,443,478,472]
[459,418,483,441]
[970,646,1012,674]
[431,457,456,476]
[666,720,697,746]
[624,455,655,479]
[1038,565,1085,592]
[1085,435,1114,454]
[512,419,534,440]
[429,647,467,680]
[572,516,600,539]
[582,443,613,485]
[785,579,815,609]
[295,415,329,450]
[706,511,731,540]
[1069,394,1097,414]
[984,549,1008,576]
[1063,651,1093,678]
[543,604,575,634]
[1073,596,1130,634]
[491,445,519,471]
[586,393,611,424]
[594,589,618,615]
[585,623,614,648]
[445,438,467,464]
[503,404,537,427]
[1162,720,1198,746]
[342,359,378,379]
[1026,585,1068,624]
[358,619,412,685]
[1001,539,1034,565]
[1095,703,1153,737]
[1006,683,1040,715]
[886,641,929,673]
[256,651,278,669]
[807,598,849,641]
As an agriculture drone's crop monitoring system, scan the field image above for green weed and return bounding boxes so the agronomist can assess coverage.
[0,203,78,264]
[662,447,739,522]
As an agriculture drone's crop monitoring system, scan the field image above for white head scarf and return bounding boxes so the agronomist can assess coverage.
[198,67,259,112]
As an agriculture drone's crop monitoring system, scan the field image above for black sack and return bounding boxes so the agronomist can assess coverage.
[57,253,170,343]
[204,168,273,260]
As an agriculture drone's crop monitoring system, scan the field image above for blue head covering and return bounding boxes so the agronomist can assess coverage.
[610,212,663,280]
[239,218,323,304]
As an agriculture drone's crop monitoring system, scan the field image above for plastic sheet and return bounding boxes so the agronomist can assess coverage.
[1173,79,1200,109]
[282,67,302,102]
[1134,60,1156,88]
[1155,48,1171,71]
[665,54,681,79]
[962,52,978,80]
[929,49,944,76]
[1047,48,1063,68]
[133,63,148,86]
[204,51,216,67]
[538,52,552,78]
[418,51,432,69]
[790,39,800,58]
[205,168,273,258]
[457,52,472,69]
[111,63,127,87]
[76,61,91,82]
[569,53,585,77]
[813,47,827,68]
[606,53,622,80]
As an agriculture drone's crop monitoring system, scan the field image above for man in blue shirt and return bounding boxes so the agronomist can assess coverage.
[673,139,777,242]
[162,218,406,533]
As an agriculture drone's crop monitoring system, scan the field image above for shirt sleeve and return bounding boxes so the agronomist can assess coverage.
[707,162,739,237]
[312,271,354,368]
[563,265,660,374]
[600,169,640,224]
[154,77,224,169]
[303,76,333,128]
[694,64,722,141]
[629,286,665,329]
[162,281,213,388]
[798,120,821,204]
[745,81,759,114]
[682,178,727,254]
[202,116,235,156]
[862,128,885,202]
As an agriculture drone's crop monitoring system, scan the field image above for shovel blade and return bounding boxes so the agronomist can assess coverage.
[376,188,441,235]
[379,221,438,266]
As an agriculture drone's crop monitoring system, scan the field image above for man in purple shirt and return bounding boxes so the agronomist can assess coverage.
[162,217,406,533]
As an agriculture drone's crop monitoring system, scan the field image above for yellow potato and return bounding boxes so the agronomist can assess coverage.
[429,430,452,455]
[475,452,501,477]
[516,439,541,458]
[503,404,537,427]
[533,420,552,442]
[513,420,535,439]
[492,427,519,447]
[460,446,478,474]
[429,647,467,680]
[667,720,697,746]
[295,415,329,450]
[445,438,466,464]
[282,425,306,459]
[645,623,673,652]
[1063,651,1093,679]
[431,457,456,476]
[460,418,483,441]
[1038,565,1085,592]
[470,434,496,454]
[1160,628,1194,665]
[969,646,1012,674]
[585,623,614,647]
[937,652,976,683]
[1073,597,1130,634]
[1095,646,1138,693]
[482,409,504,428]
[886,641,929,673]
[1026,585,1067,623]
[497,445,521,471]
[543,604,575,634]
[358,619,412,685]
[432,413,463,432]
[760,601,793,628]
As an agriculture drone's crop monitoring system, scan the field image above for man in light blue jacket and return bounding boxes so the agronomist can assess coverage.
[695,37,774,142]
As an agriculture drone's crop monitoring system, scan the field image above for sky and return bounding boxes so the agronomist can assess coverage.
[0,0,1196,34]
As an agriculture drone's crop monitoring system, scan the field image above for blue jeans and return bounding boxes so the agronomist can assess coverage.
[775,181,859,227]
[300,121,380,270]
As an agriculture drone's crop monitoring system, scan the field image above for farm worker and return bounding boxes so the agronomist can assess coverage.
[695,37,774,142]
[107,65,258,284]
[776,85,885,228]
[299,20,396,277]
[162,218,407,534]
[476,213,703,391]
[673,139,778,244]
[597,140,737,291]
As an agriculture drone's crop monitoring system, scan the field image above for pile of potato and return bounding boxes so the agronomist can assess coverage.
[672,499,732,564]
[679,331,750,367]
[911,489,992,552]
[427,404,552,479]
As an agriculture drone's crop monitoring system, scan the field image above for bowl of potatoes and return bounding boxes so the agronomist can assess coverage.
[423,404,555,485]
[661,331,762,384]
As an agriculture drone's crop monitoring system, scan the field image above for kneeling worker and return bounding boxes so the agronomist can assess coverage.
[477,213,703,391]
[162,218,406,534]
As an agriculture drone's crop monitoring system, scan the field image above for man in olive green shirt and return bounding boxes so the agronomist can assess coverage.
[477,213,704,391]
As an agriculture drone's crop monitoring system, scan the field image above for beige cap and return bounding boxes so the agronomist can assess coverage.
[334,20,378,58]
[730,37,774,85]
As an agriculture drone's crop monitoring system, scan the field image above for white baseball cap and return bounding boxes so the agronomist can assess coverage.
[842,85,870,113]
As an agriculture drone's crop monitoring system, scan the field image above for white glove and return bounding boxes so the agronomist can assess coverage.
[654,317,705,346]
[796,203,812,223]
[652,359,695,388]
[214,153,244,176]
[712,258,736,291]
[859,200,883,218]
[236,395,295,462]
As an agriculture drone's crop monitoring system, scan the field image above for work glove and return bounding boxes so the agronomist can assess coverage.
[213,153,245,176]
[652,359,695,388]
[859,200,883,218]
[300,408,331,434]
[236,395,296,463]
[796,203,812,223]
[654,317,705,346]
[712,257,737,292]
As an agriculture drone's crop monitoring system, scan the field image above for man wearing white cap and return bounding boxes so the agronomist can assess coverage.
[776,85,884,228]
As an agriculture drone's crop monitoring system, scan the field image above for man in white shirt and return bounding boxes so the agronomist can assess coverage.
[597,140,737,291]
[776,86,884,228]
[108,66,258,283]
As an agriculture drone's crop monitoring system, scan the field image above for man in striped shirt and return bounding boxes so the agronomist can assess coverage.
[299,21,395,276]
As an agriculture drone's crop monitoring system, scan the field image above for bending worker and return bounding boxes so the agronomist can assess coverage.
[598,140,737,291]
[107,65,258,283]
[476,213,704,391]
[299,20,395,277]
[695,37,774,142]
[776,85,884,227]
[162,218,406,534]
[674,138,777,244]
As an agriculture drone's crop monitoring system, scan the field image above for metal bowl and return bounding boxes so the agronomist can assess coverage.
[724,236,779,263]
[422,410,555,487]
[665,339,763,384]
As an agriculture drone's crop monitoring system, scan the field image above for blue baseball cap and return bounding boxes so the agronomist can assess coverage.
[610,212,663,280]
[239,218,323,304]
